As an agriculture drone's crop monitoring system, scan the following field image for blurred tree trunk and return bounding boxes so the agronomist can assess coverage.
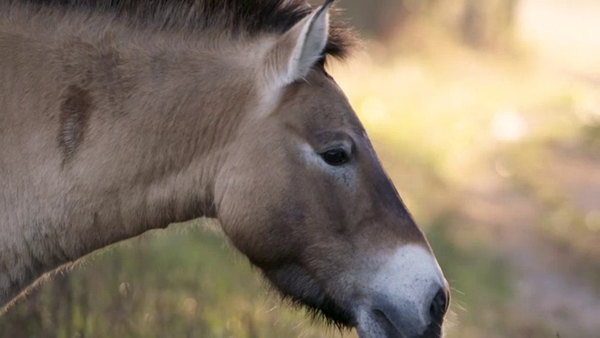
[318,0,415,37]
[460,0,520,49]
[50,273,73,337]
[330,0,520,50]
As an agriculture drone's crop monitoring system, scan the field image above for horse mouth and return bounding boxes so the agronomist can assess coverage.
[356,310,409,338]
[261,264,355,328]
[296,292,356,328]
[356,308,444,338]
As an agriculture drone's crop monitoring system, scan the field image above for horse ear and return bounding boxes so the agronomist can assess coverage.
[263,0,333,87]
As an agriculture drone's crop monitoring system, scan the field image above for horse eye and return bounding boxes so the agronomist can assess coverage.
[320,148,350,166]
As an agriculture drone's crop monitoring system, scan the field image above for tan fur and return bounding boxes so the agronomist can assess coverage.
[0,2,445,334]
[0,3,261,304]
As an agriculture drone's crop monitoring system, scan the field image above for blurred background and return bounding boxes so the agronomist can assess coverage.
[2,0,599,337]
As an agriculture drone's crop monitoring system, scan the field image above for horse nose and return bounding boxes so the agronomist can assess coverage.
[429,287,449,323]
[420,286,450,337]
[369,285,449,338]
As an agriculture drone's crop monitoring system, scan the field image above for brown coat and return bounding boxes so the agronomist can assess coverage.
[0,1,448,337]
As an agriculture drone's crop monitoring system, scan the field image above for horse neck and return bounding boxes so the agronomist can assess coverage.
[0,10,262,306]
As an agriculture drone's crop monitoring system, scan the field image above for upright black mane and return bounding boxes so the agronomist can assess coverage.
[15,0,352,58]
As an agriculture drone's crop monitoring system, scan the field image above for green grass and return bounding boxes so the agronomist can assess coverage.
[0,222,343,338]
[425,219,514,337]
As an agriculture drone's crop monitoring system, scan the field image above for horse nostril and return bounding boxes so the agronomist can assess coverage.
[429,288,449,321]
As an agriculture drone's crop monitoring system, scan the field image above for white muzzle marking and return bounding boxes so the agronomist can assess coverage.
[357,244,447,337]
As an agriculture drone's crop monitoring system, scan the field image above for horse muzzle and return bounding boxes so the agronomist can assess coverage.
[355,244,449,338]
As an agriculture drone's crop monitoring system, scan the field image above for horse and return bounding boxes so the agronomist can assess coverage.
[0,0,449,336]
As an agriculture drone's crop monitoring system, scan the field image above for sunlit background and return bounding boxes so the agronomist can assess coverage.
[2,0,599,337]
